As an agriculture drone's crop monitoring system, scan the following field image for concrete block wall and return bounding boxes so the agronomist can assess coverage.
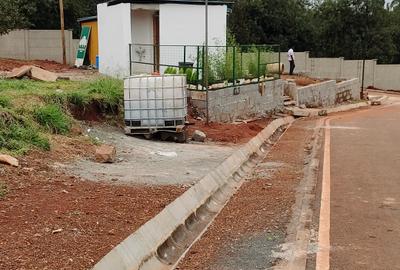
[296,78,360,108]
[193,80,284,122]
[374,65,400,90]
[297,80,337,108]
[0,30,78,65]
[281,51,399,90]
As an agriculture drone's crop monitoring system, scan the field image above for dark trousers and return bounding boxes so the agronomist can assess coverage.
[289,60,295,75]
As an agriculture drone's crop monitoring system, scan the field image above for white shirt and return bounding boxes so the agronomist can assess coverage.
[288,49,295,61]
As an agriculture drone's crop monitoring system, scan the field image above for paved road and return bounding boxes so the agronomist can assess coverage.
[317,95,400,270]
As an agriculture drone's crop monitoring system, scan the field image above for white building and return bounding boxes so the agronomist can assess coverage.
[97,0,230,77]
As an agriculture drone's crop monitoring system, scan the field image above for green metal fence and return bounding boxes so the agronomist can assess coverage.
[129,44,281,90]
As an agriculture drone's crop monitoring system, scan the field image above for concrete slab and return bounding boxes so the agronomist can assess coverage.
[30,66,58,82]
[6,65,32,79]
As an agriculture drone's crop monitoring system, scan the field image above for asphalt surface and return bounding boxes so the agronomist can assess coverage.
[327,97,400,269]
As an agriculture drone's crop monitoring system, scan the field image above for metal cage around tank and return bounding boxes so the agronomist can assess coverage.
[123,74,187,136]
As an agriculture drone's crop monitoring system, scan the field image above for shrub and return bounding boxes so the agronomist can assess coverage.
[33,105,71,134]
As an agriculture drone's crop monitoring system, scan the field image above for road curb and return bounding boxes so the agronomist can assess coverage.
[285,101,370,118]
[92,116,295,270]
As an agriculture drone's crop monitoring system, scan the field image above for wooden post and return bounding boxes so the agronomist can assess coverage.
[59,0,67,65]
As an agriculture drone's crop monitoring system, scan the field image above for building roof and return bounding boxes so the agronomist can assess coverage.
[107,0,233,6]
[77,16,97,23]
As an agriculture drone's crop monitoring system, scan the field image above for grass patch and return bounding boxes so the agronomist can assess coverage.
[83,77,123,112]
[0,108,50,155]
[0,96,11,108]
[0,77,123,155]
[34,104,71,134]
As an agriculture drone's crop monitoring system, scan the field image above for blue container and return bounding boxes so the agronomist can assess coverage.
[95,55,99,69]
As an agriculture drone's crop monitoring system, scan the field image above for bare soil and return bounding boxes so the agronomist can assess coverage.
[282,74,326,86]
[0,135,186,270]
[178,119,314,269]
[0,58,76,73]
[187,117,273,144]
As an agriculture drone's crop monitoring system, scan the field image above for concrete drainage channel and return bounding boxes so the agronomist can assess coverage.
[92,116,295,270]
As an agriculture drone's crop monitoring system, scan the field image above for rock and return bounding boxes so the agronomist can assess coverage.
[192,130,207,142]
[371,100,381,106]
[30,66,58,82]
[0,154,19,167]
[95,145,116,163]
[6,65,58,82]
[290,109,310,117]
[6,65,32,79]
[299,104,307,109]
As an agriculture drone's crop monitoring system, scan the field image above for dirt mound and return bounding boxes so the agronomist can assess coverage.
[188,117,272,144]
[0,58,76,73]
[282,74,325,86]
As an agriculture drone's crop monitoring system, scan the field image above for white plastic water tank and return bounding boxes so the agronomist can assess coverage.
[124,75,187,128]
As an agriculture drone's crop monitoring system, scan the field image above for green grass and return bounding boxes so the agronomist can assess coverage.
[0,108,50,155]
[34,104,71,134]
[0,96,11,108]
[0,76,123,155]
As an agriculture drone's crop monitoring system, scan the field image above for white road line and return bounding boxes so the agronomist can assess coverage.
[316,118,331,270]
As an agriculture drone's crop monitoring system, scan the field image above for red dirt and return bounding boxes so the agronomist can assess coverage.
[187,117,273,144]
[0,58,77,73]
[0,135,186,270]
[282,74,325,86]
[178,119,314,269]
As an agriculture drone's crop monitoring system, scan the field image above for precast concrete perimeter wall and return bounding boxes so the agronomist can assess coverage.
[190,80,285,122]
[283,51,400,91]
[295,78,360,108]
[0,30,79,65]
[92,116,295,270]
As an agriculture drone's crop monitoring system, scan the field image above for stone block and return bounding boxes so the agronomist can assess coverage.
[95,145,116,163]
[0,154,19,167]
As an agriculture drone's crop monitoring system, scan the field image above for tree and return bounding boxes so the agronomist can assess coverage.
[0,0,103,37]
[314,0,396,63]
[228,0,316,51]
[0,0,35,35]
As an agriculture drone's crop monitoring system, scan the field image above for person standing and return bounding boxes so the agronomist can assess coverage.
[288,48,295,75]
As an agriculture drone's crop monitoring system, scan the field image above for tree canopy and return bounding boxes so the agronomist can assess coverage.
[229,0,400,63]
[0,0,102,36]
[1,0,400,63]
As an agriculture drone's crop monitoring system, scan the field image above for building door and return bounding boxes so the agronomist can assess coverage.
[153,12,160,73]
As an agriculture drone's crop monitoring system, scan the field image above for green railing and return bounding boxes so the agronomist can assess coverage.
[129,44,281,90]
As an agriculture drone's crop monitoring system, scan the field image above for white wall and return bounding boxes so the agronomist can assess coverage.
[375,65,400,90]
[159,4,227,71]
[98,3,132,78]
[159,4,226,46]
[98,3,227,77]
